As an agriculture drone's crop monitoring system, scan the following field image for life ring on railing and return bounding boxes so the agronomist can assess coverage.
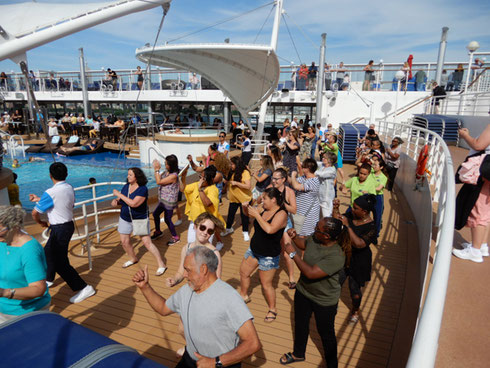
[415,144,430,180]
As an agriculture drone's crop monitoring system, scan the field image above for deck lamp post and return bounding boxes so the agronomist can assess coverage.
[393,70,405,124]
[461,41,479,113]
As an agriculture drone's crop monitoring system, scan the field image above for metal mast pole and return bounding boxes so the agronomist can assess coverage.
[435,27,449,85]
[254,0,283,142]
[316,33,326,126]
[79,48,91,118]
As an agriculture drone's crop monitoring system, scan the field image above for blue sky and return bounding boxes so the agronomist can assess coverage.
[0,0,489,73]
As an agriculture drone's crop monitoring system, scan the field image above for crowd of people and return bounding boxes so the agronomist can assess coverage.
[0,120,407,367]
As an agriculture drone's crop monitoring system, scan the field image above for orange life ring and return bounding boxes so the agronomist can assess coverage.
[416,144,429,179]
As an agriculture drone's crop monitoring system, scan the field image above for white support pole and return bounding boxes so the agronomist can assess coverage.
[255,0,283,143]
[435,27,449,85]
[316,33,327,126]
[462,51,474,111]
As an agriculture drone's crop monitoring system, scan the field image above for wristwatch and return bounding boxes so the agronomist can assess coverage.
[215,356,223,367]
[289,251,297,259]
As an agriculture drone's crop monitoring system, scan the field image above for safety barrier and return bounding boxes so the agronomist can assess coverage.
[377,121,455,367]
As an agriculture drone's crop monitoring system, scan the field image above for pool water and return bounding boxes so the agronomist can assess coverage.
[6,152,157,210]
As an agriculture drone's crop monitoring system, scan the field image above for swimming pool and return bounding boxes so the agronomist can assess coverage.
[6,152,157,210]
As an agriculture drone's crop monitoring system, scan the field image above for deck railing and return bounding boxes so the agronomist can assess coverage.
[4,60,489,94]
[377,121,455,367]
[41,181,126,270]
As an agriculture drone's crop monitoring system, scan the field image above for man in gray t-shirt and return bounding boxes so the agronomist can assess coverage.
[133,246,260,367]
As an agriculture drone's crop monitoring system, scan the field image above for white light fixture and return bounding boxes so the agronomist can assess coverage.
[466,41,480,52]
[395,70,405,80]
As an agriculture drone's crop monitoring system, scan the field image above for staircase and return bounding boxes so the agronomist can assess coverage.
[127,148,140,160]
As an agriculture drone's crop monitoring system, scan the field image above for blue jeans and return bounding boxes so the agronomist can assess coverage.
[416,83,425,91]
[373,194,384,239]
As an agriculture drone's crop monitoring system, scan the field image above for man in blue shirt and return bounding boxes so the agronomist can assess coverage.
[30,163,95,304]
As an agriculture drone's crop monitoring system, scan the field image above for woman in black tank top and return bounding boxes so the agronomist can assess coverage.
[240,188,288,323]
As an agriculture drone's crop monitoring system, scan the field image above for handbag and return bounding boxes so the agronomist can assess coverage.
[128,205,150,236]
[291,198,317,234]
[458,154,486,185]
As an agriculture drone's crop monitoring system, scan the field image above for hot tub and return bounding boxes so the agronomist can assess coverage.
[138,129,232,166]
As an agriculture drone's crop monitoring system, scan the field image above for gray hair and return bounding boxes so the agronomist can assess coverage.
[0,205,26,230]
[186,246,218,274]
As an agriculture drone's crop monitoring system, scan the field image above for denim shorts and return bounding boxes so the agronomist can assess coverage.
[244,248,280,271]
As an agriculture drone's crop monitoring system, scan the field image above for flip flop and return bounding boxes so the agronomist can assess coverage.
[279,352,305,365]
[288,281,297,290]
[243,296,252,304]
[155,267,167,276]
[122,260,138,268]
[264,310,277,323]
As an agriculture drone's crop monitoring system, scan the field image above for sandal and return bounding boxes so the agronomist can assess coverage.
[349,312,360,324]
[288,281,297,290]
[122,260,138,268]
[279,352,305,365]
[155,267,167,276]
[243,296,252,304]
[264,310,277,323]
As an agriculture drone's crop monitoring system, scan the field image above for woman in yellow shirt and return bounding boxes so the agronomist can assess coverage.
[181,165,224,243]
[221,156,252,241]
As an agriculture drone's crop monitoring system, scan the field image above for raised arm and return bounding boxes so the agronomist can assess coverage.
[133,266,174,316]
[290,172,305,191]
[284,241,329,280]
[459,125,490,151]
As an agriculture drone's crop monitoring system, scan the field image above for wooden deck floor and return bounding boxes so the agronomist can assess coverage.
[25,163,415,368]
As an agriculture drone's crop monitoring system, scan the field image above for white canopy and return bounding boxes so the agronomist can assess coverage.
[136,43,280,113]
[0,0,170,62]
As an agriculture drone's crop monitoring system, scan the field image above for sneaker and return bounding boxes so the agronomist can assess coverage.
[167,237,180,246]
[243,231,250,242]
[215,242,224,251]
[462,242,488,257]
[452,247,483,263]
[220,228,234,237]
[151,231,163,240]
[70,285,96,304]
[174,219,182,226]
[46,281,53,288]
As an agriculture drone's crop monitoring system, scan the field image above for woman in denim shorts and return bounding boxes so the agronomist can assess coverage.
[239,188,287,323]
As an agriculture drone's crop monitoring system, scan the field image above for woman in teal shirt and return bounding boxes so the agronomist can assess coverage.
[0,206,50,323]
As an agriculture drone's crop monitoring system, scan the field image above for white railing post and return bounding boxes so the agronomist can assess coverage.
[92,185,100,243]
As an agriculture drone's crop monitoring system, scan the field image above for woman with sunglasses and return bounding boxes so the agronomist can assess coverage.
[333,194,376,324]
[166,212,223,288]
[217,131,230,157]
[269,168,297,289]
[280,217,349,366]
[240,187,287,323]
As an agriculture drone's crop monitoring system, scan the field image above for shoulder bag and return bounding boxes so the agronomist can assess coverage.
[128,204,150,236]
[291,198,316,234]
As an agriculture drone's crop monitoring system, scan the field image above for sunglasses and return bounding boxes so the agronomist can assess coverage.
[198,224,215,235]
[219,135,226,138]
[271,177,283,181]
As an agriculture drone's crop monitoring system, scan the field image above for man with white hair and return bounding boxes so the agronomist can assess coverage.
[133,246,261,367]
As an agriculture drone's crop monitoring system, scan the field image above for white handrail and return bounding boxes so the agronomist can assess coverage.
[378,122,455,367]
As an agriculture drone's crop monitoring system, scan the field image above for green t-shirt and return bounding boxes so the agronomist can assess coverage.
[296,238,345,307]
[371,172,387,195]
[345,176,376,205]
[0,238,51,315]
[322,142,339,156]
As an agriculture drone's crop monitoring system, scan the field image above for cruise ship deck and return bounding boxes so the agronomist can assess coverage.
[24,162,420,368]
